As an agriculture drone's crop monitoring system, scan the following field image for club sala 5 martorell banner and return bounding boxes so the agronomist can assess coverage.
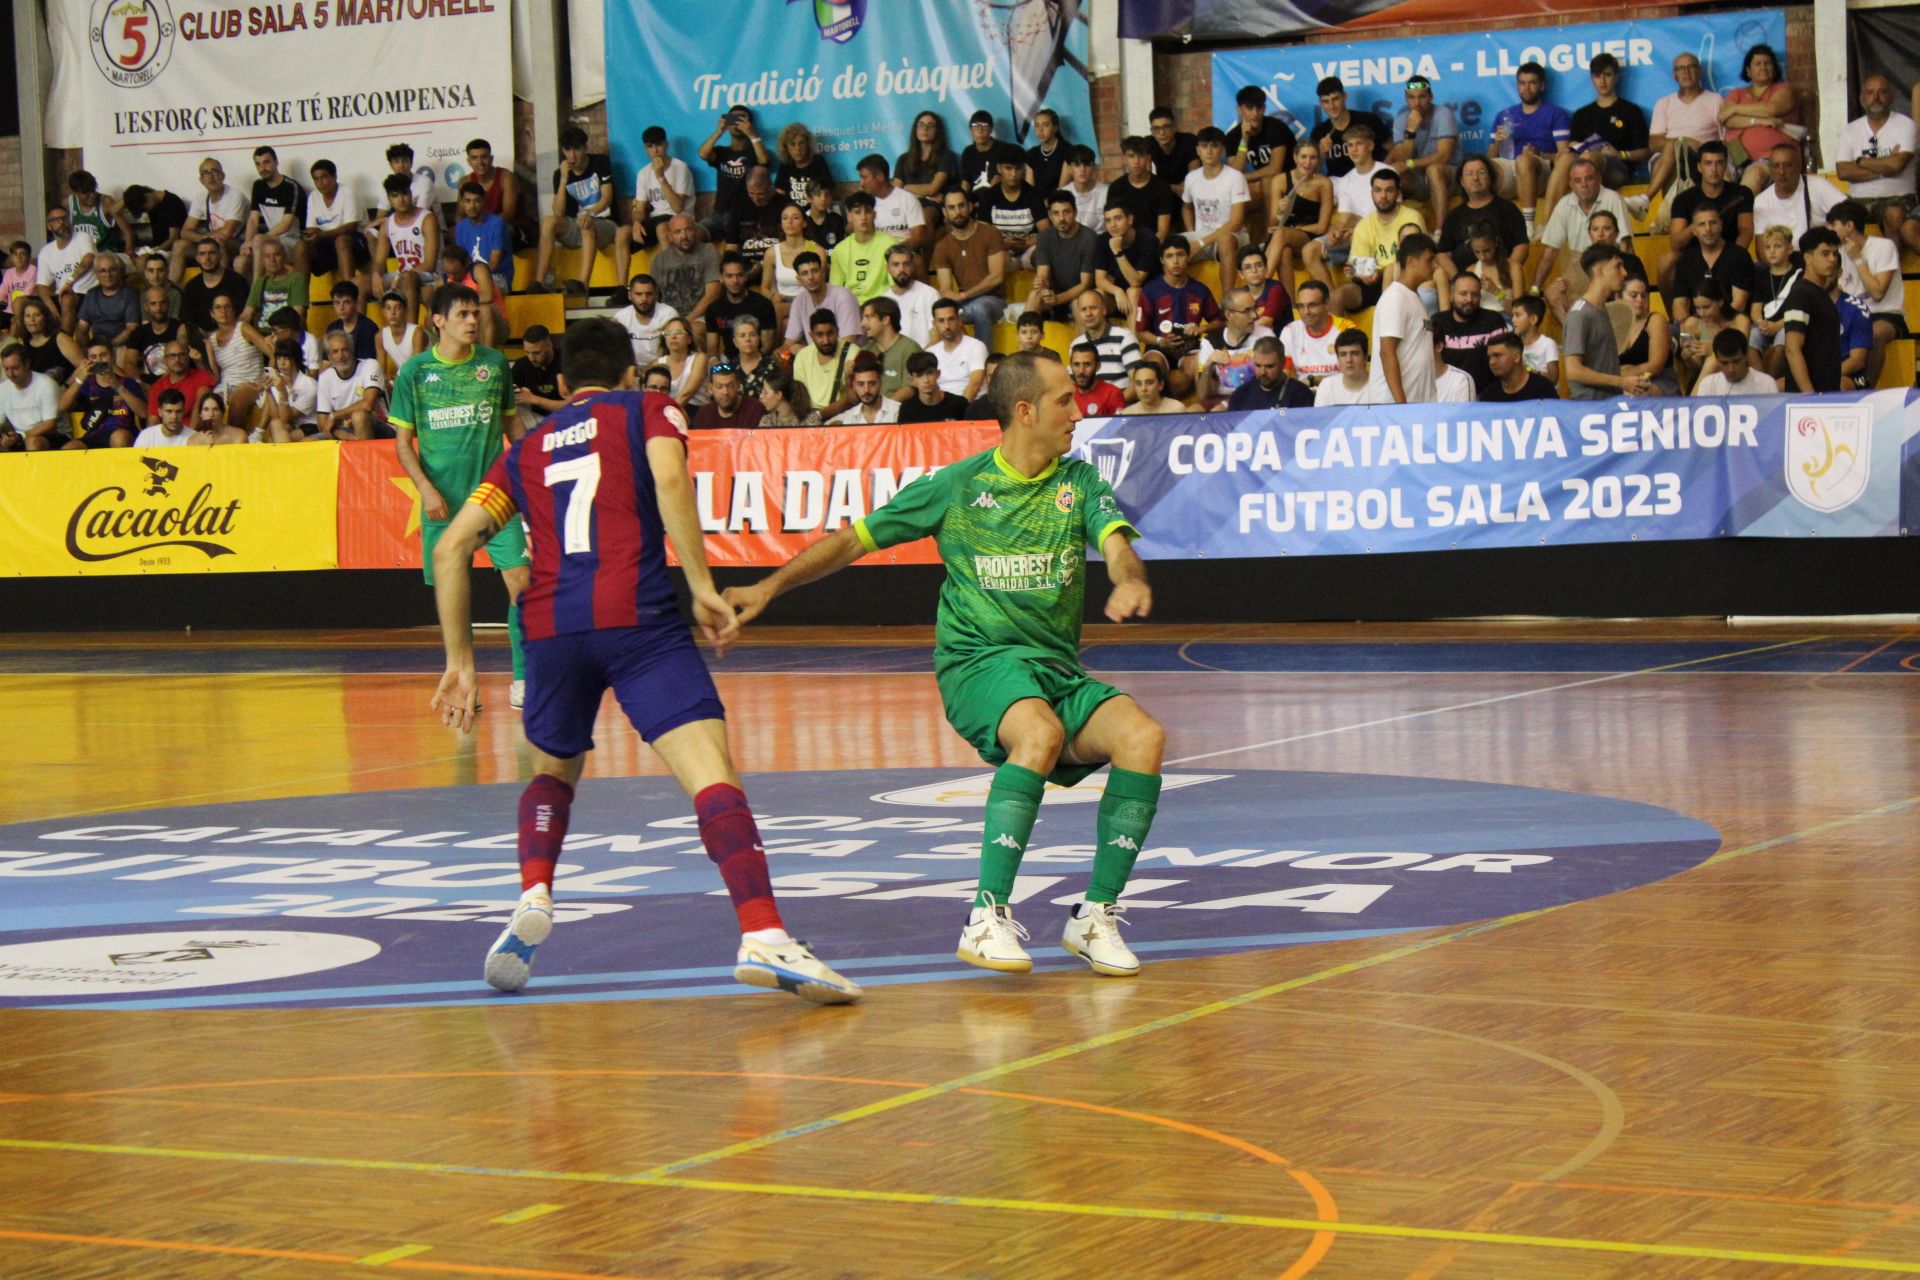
[47,0,512,206]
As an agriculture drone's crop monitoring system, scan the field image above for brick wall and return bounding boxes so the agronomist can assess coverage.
[0,137,22,240]
[1091,71,1125,179]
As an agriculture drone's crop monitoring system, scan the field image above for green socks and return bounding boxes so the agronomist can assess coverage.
[508,602,526,682]
[975,763,1046,907]
[1087,768,1162,904]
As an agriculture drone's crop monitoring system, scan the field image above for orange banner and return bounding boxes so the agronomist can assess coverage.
[685,422,999,566]
[336,439,500,571]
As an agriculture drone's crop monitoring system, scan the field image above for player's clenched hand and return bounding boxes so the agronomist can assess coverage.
[1105,581,1152,623]
[421,484,450,523]
[722,583,771,627]
[431,664,480,731]
[693,587,741,656]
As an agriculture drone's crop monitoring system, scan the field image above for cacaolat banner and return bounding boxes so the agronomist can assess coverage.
[46,0,512,202]
[0,444,338,577]
[606,0,1095,192]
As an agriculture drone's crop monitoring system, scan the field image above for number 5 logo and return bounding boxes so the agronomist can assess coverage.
[89,0,175,88]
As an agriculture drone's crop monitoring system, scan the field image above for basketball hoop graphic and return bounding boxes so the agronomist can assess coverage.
[973,0,1089,142]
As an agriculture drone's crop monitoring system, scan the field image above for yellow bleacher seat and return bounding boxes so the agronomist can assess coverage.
[1875,339,1914,390]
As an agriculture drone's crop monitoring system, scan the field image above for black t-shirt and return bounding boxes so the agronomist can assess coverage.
[1673,243,1756,303]
[732,197,790,273]
[1093,229,1161,284]
[1026,142,1067,197]
[123,317,199,379]
[327,313,380,363]
[1225,118,1294,176]
[552,155,614,218]
[180,269,250,332]
[775,155,834,208]
[512,353,561,404]
[1438,196,1528,265]
[1478,371,1561,401]
[961,143,1001,191]
[1104,177,1182,238]
[1670,183,1754,235]
[1226,377,1314,411]
[1569,100,1650,157]
[1434,307,1512,386]
[978,184,1046,245]
[1150,133,1200,187]
[706,143,756,219]
[1781,278,1841,391]
[250,176,308,231]
[804,208,847,252]
[706,290,778,358]
[1310,112,1390,178]
[898,391,971,423]
[148,190,190,245]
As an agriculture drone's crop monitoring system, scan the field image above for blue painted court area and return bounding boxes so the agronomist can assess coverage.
[4,635,1915,676]
[0,768,1719,1011]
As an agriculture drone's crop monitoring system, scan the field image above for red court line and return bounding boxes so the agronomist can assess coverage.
[116,116,479,149]
[1831,629,1918,674]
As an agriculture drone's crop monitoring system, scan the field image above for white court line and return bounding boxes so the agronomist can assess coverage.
[1163,636,1828,766]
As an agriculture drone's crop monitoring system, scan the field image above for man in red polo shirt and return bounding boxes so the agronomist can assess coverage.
[1069,342,1127,416]
[146,339,215,421]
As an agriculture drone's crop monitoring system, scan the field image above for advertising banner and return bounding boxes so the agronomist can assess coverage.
[0,444,338,577]
[1211,9,1786,160]
[1069,392,1920,561]
[606,0,1095,193]
[46,0,514,203]
[685,422,999,566]
[1124,0,1717,41]
[337,439,501,571]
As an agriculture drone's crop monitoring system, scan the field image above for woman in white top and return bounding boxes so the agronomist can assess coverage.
[761,203,824,330]
[203,294,268,423]
[660,316,709,406]
[260,338,320,441]
[377,291,424,380]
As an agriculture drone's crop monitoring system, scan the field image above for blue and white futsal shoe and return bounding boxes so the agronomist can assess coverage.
[484,888,554,992]
[734,937,864,1004]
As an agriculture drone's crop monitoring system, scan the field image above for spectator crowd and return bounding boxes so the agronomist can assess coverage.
[3,45,1915,451]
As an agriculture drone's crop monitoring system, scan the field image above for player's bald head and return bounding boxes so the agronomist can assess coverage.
[986,349,1065,430]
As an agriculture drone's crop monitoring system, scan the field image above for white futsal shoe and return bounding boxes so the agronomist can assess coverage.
[1061,901,1139,977]
[734,936,864,1004]
[957,893,1034,973]
[509,680,525,710]
[484,887,553,992]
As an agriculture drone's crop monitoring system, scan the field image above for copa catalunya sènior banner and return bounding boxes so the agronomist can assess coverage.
[46,0,513,206]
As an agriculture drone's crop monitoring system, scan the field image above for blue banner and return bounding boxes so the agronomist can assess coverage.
[1071,392,1919,560]
[607,0,1094,194]
[1211,9,1786,159]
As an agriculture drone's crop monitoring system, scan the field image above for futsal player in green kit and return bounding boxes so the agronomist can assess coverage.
[391,283,530,708]
[725,350,1166,977]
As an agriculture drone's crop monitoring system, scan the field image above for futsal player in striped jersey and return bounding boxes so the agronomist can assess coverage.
[428,316,861,1004]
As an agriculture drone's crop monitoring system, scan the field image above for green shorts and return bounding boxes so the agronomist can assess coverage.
[421,516,529,585]
[937,647,1127,787]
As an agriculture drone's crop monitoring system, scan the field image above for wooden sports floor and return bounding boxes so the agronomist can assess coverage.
[1,620,1917,1279]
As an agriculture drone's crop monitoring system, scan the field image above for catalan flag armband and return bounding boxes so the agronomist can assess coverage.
[470,481,518,529]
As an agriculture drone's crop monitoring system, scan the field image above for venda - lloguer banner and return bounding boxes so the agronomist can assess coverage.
[47,0,513,205]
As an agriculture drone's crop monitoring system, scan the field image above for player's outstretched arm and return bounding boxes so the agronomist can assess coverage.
[648,435,740,656]
[1102,531,1152,623]
[724,526,869,626]
[430,502,502,731]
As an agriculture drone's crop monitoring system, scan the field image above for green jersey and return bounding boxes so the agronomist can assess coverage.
[854,446,1137,671]
[389,345,516,514]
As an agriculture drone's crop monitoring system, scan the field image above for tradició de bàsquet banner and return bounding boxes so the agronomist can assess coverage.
[46,0,513,205]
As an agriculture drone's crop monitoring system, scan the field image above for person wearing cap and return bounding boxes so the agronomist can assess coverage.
[961,110,1004,192]
[1388,77,1459,222]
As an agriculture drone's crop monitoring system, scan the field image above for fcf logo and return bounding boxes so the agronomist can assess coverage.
[1785,403,1873,513]
[90,0,175,88]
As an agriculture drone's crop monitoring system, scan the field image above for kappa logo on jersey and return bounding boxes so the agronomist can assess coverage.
[1108,835,1140,851]
[425,373,442,384]
[991,833,1023,849]
[1055,483,1077,513]
[971,491,999,509]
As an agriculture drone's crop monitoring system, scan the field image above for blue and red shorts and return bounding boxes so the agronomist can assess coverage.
[520,622,725,758]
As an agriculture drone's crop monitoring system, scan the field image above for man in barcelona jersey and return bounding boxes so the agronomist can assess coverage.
[429,317,860,1004]
[391,284,530,708]
[725,351,1166,978]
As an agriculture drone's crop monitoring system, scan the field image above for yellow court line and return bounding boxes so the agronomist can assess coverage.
[358,1243,436,1266]
[489,1205,565,1226]
[1,1136,1917,1273]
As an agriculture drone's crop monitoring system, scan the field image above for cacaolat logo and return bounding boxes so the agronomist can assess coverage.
[89,0,176,89]
[790,0,866,43]
[65,457,242,563]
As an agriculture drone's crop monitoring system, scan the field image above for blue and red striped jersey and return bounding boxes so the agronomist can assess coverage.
[470,389,691,642]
